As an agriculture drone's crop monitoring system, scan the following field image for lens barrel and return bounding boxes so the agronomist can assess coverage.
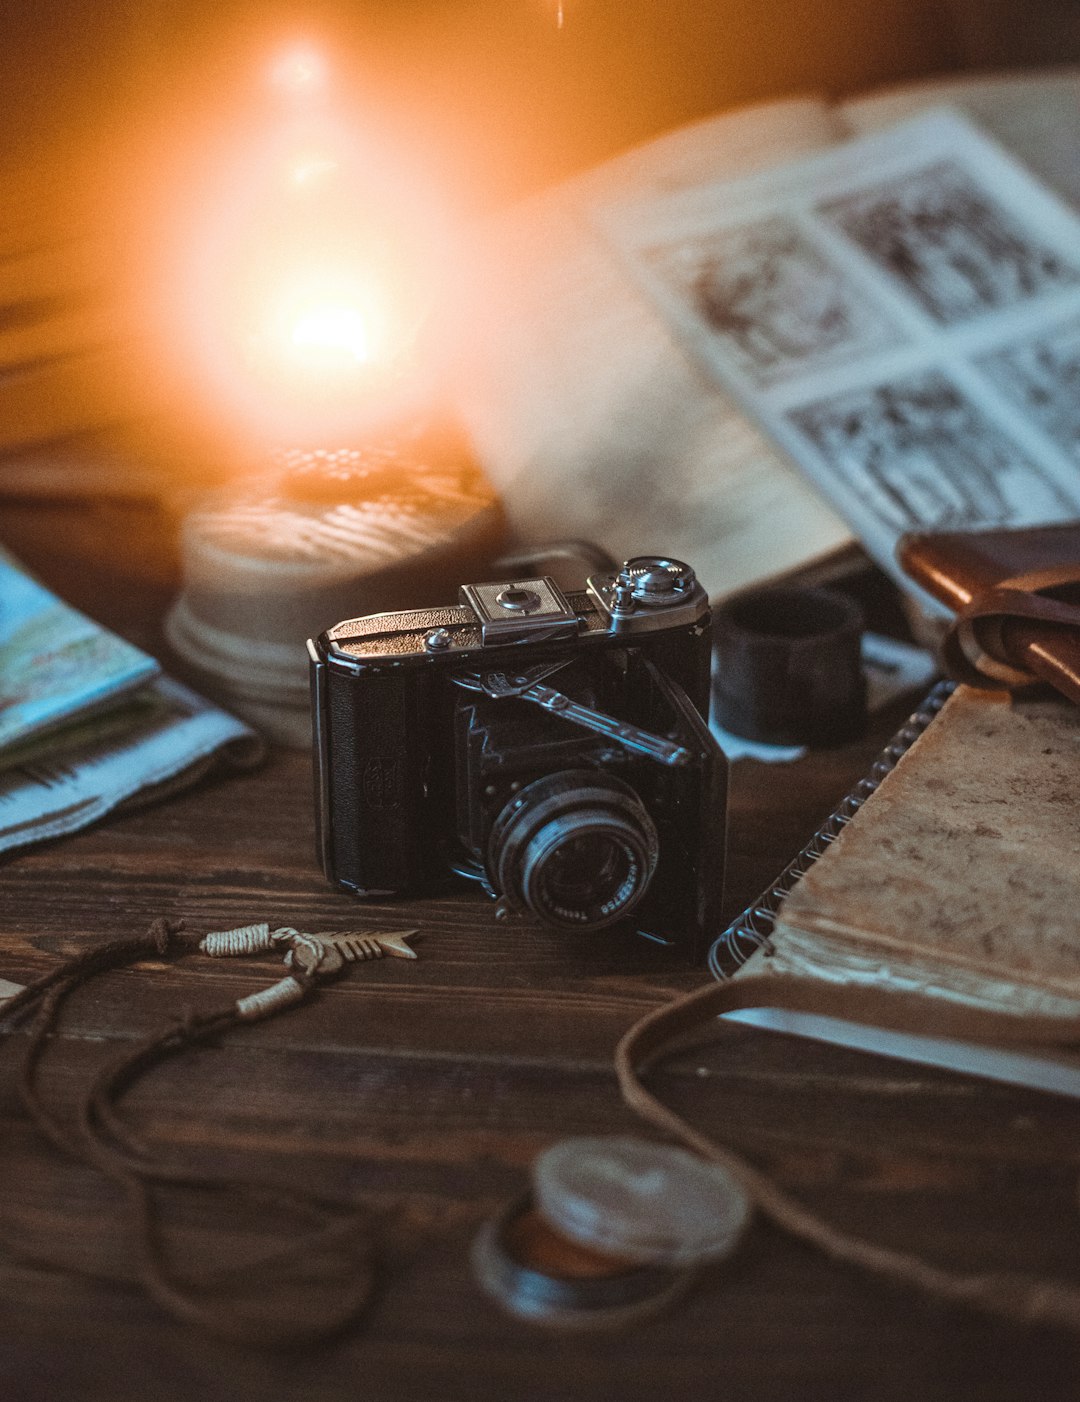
[488,771,659,930]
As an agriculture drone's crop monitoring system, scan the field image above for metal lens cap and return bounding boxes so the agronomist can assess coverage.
[471,1194,692,1330]
[533,1136,752,1268]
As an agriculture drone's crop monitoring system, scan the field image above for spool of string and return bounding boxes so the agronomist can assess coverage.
[166,422,504,746]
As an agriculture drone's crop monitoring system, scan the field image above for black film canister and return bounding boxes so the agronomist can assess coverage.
[712,585,866,747]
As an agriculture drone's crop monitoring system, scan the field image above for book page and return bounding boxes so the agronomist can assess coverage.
[600,111,1080,598]
[446,97,853,600]
[843,67,1080,209]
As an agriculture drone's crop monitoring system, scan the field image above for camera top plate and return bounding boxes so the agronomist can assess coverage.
[316,558,709,669]
[460,576,580,645]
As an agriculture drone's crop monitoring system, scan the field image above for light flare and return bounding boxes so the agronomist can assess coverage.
[248,259,397,383]
[269,45,328,96]
[287,151,340,188]
[287,303,375,366]
[161,39,460,448]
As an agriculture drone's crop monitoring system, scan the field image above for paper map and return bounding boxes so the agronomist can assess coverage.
[0,548,263,854]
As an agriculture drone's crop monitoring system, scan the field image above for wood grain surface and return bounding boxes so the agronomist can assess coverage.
[2,503,1079,1402]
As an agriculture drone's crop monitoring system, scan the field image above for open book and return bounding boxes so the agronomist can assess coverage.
[450,67,1080,600]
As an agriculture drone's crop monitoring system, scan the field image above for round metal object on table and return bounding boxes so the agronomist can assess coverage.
[712,584,866,747]
[618,557,697,608]
[164,432,503,747]
[533,1136,753,1268]
[471,1193,693,1330]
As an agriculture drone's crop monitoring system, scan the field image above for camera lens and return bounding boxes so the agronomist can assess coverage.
[488,771,659,930]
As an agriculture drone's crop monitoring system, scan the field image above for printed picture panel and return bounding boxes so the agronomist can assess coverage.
[819,162,1080,325]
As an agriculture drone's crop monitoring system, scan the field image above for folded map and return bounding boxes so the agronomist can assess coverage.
[0,546,264,855]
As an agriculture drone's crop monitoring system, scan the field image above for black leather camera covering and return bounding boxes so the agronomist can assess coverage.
[310,582,725,958]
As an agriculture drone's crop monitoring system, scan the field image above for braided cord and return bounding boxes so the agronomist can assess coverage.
[0,918,378,1349]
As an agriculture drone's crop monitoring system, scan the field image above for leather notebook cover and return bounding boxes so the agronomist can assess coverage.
[899,521,1080,703]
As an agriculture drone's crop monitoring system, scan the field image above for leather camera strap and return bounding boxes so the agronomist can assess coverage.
[615,971,1080,1333]
[941,564,1080,703]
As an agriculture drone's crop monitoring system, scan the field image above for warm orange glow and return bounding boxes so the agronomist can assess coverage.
[259,267,388,374]
[98,28,480,467]
[212,215,421,434]
[268,44,329,97]
[149,39,464,451]
[288,305,372,364]
[287,151,340,188]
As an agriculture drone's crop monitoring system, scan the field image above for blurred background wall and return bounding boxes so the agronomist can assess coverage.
[0,0,1069,209]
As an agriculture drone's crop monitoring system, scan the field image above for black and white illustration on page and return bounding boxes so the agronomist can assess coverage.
[641,216,905,389]
[818,162,1080,326]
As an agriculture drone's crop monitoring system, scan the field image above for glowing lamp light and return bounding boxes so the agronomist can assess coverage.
[288,303,374,365]
[287,152,340,188]
[268,44,329,96]
[168,40,456,451]
[237,252,400,402]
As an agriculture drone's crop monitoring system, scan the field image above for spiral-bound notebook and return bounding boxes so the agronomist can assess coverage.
[715,682,1080,1097]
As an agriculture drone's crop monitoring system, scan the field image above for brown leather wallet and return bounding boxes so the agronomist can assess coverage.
[898,522,1080,705]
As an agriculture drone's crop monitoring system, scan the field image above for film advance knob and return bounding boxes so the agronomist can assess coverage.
[617,557,697,608]
[639,565,674,586]
[532,1135,752,1268]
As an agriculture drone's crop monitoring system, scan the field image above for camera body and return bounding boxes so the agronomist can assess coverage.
[308,557,726,958]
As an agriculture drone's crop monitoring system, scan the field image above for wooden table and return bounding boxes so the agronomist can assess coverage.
[2,502,1079,1402]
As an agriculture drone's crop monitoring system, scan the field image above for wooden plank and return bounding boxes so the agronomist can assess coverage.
[0,299,134,372]
[2,510,1079,1400]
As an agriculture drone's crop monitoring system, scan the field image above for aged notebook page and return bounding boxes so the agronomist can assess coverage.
[767,685,1080,1019]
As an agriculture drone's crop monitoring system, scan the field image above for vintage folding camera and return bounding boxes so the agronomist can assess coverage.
[308,556,726,957]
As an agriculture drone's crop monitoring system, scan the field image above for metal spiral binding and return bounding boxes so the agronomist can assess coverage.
[708,679,956,982]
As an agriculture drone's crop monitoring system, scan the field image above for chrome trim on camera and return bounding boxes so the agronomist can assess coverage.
[460,575,581,646]
[587,564,709,635]
[455,664,692,766]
